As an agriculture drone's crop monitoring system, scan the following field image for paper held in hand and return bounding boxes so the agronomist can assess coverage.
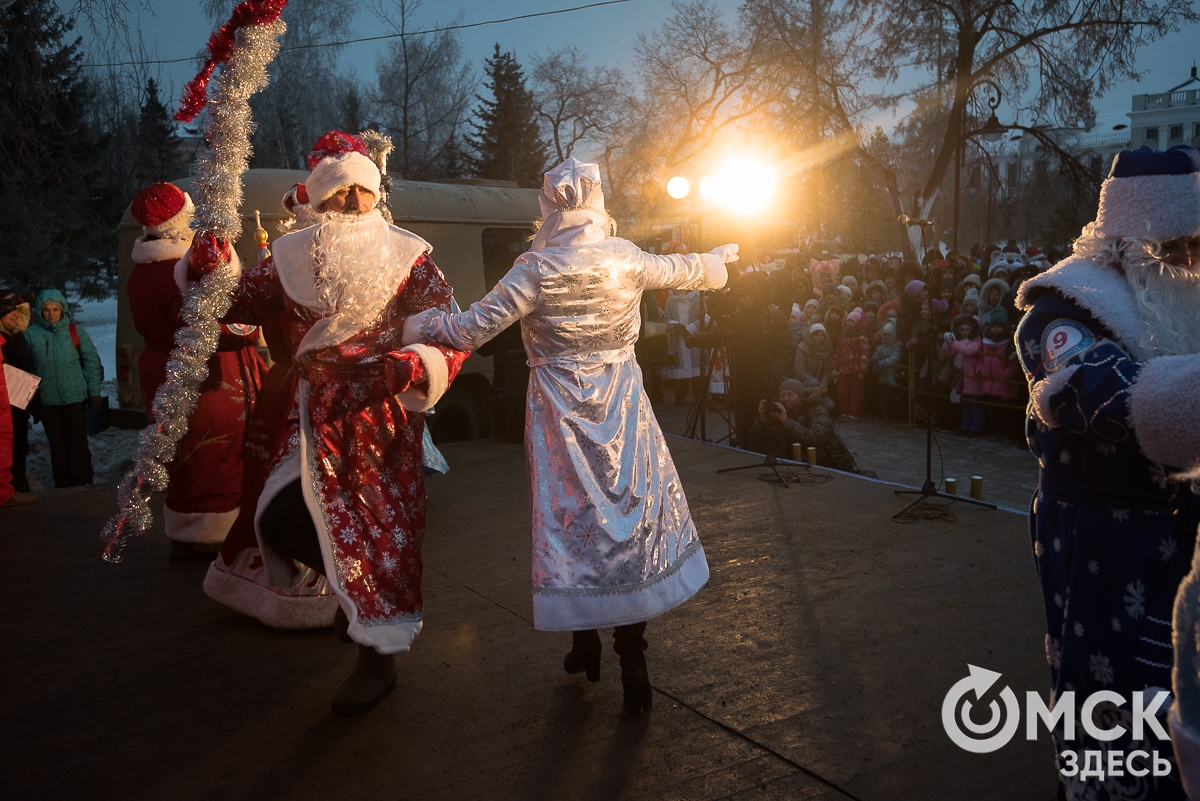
[3,363,41,410]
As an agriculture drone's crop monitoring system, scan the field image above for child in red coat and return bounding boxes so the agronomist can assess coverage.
[833,307,871,420]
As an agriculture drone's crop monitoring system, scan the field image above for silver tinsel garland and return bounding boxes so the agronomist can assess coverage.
[101,19,287,563]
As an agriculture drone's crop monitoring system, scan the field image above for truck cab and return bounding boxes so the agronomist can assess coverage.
[116,169,538,442]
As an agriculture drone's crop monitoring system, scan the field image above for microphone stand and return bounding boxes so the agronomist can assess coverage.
[892,215,996,518]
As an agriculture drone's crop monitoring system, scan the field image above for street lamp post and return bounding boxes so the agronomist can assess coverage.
[953,80,1006,253]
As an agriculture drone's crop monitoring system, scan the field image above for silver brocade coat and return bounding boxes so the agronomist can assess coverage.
[422,237,724,630]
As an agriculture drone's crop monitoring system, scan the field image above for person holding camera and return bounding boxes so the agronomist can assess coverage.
[749,379,855,471]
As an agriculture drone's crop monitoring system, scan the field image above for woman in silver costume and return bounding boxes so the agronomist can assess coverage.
[406,158,737,713]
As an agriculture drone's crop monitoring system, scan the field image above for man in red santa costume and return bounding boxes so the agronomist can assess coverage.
[127,182,267,560]
[184,131,468,714]
[201,181,340,630]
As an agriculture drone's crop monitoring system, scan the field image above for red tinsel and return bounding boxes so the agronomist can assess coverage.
[175,0,289,123]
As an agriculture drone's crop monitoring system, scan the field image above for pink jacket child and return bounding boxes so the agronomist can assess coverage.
[833,307,871,419]
[941,313,984,397]
[978,307,1019,400]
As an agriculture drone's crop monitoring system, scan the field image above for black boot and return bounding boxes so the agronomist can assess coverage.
[333,605,353,643]
[613,622,652,714]
[563,629,602,682]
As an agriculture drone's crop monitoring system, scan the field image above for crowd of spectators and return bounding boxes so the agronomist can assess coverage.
[642,240,1058,463]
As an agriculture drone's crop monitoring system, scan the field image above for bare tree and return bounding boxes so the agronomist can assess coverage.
[873,0,1198,252]
[368,0,475,180]
[202,0,362,170]
[603,1,776,223]
[529,45,631,163]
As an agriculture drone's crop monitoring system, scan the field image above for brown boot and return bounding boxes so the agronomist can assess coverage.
[331,645,397,716]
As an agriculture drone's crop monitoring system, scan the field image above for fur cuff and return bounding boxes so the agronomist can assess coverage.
[1029,364,1079,428]
[700,253,729,290]
[1127,354,1200,476]
[396,343,449,412]
[132,236,191,265]
[173,247,243,293]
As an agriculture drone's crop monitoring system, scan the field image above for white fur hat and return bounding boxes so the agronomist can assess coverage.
[1094,145,1200,241]
[305,130,381,208]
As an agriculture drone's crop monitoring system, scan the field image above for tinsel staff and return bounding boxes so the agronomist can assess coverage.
[101,0,288,564]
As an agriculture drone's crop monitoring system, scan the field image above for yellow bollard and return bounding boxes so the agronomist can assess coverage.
[805,446,817,465]
[970,476,984,500]
[944,478,957,495]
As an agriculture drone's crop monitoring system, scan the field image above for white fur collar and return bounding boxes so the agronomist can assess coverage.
[1017,256,1155,361]
[132,236,191,264]
[271,222,431,357]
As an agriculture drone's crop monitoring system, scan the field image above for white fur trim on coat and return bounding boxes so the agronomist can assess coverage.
[1017,257,1155,362]
[132,235,191,265]
[1127,353,1200,478]
[306,151,382,208]
[1095,172,1200,242]
[164,506,238,544]
[395,343,449,412]
[203,551,337,630]
[173,247,243,293]
[1029,363,1079,428]
[700,252,729,290]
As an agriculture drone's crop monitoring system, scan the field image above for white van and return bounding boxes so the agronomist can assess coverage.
[116,169,538,442]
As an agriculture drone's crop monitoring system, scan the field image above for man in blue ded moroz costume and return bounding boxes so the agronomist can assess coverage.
[1016,144,1200,800]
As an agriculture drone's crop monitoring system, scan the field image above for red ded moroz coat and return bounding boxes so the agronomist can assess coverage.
[127,238,266,544]
[211,223,468,653]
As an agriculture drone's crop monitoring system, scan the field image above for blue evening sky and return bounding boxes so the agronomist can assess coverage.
[64,0,1200,128]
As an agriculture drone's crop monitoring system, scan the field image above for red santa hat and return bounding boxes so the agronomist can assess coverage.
[131,182,194,240]
[305,130,381,209]
[1094,145,1200,241]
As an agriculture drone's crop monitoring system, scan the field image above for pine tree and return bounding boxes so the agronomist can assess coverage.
[0,0,108,295]
[134,78,186,184]
[467,45,548,187]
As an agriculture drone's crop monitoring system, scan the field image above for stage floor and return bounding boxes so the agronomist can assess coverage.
[2,436,1057,800]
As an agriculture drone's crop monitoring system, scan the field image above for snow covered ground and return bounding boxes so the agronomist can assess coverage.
[23,295,139,491]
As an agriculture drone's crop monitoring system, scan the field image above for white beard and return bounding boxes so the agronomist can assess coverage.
[1125,260,1200,356]
[309,209,401,335]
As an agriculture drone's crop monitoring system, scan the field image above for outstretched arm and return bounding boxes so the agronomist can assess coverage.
[405,255,541,351]
[388,254,471,413]
[640,244,736,292]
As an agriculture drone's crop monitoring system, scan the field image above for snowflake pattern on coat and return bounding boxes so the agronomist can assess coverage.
[227,253,468,641]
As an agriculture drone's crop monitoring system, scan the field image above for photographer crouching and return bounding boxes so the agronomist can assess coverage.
[749,379,856,472]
